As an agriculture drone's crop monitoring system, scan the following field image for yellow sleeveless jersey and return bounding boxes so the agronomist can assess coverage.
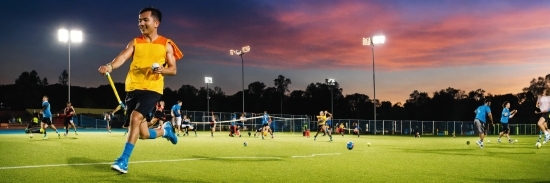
[317,115,327,125]
[125,35,183,94]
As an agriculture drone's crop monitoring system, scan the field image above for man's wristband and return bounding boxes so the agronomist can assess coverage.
[106,63,113,70]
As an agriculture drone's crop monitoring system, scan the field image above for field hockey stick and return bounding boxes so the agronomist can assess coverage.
[105,72,126,110]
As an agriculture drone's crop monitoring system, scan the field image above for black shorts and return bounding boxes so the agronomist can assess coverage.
[256,128,263,132]
[501,124,510,133]
[210,123,215,129]
[64,117,73,126]
[125,90,161,119]
[41,117,52,125]
[318,124,324,130]
[263,123,269,127]
[541,113,550,123]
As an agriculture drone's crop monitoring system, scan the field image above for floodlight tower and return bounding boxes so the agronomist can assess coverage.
[205,77,213,113]
[362,35,385,125]
[230,46,250,114]
[325,78,336,118]
[58,29,83,102]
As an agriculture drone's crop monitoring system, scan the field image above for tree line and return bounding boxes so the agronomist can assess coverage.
[0,70,548,124]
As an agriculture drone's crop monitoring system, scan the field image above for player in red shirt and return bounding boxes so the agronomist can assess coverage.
[148,101,166,128]
[63,102,78,136]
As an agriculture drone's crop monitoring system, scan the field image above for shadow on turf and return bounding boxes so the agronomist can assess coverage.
[67,157,112,171]
[191,155,284,162]
[67,157,208,182]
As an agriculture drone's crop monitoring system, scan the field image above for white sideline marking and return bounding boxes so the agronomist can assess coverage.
[0,158,204,170]
[291,153,341,158]
[0,154,335,170]
[217,157,282,159]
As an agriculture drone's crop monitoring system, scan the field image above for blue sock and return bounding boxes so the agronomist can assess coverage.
[148,129,157,139]
[121,142,134,160]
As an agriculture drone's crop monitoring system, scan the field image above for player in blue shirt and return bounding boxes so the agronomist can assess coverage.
[474,99,493,148]
[171,100,182,136]
[498,101,517,143]
[39,96,60,140]
[260,111,273,139]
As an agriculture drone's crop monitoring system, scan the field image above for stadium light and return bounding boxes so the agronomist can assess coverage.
[230,46,250,114]
[205,77,212,113]
[58,29,83,103]
[363,35,385,130]
[325,79,336,124]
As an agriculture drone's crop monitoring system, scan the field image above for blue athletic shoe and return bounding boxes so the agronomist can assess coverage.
[163,123,178,145]
[111,158,128,174]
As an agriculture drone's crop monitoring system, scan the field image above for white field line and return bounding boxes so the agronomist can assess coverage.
[217,157,282,159]
[0,158,204,170]
[0,154,338,170]
[291,153,341,158]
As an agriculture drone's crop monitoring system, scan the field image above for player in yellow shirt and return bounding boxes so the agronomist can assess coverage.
[98,7,183,174]
[314,111,332,141]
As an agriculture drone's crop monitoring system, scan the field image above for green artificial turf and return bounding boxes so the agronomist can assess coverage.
[0,131,548,183]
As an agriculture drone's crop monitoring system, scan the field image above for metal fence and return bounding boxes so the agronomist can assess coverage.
[179,111,310,133]
[79,111,542,136]
[326,119,540,136]
[83,110,311,133]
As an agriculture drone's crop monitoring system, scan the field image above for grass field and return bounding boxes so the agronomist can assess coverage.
[0,130,549,183]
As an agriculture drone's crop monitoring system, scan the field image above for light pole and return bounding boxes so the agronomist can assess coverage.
[58,29,82,102]
[205,77,213,113]
[230,46,250,114]
[325,78,335,117]
[363,35,385,125]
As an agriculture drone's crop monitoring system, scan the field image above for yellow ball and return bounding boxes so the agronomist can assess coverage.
[263,131,268,136]
[40,128,44,133]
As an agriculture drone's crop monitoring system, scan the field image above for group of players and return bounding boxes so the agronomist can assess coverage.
[106,99,275,139]
[472,88,550,148]
[106,100,198,137]
[25,96,79,139]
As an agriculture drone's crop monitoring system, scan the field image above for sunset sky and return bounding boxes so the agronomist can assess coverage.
[0,0,549,104]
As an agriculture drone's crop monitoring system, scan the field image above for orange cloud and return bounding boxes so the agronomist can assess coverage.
[168,1,550,72]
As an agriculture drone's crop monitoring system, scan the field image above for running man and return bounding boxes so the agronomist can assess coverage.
[474,99,493,148]
[98,7,182,174]
[171,100,182,136]
[210,111,217,137]
[498,101,517,143]
[63,102,78,136]
[40,96,60,140]
[536,89,550,144]
[314,111,332,141]
[260,111,273,139]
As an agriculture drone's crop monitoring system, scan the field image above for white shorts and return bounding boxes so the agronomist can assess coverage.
[175,117,182,126]
[181,124,190,128]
